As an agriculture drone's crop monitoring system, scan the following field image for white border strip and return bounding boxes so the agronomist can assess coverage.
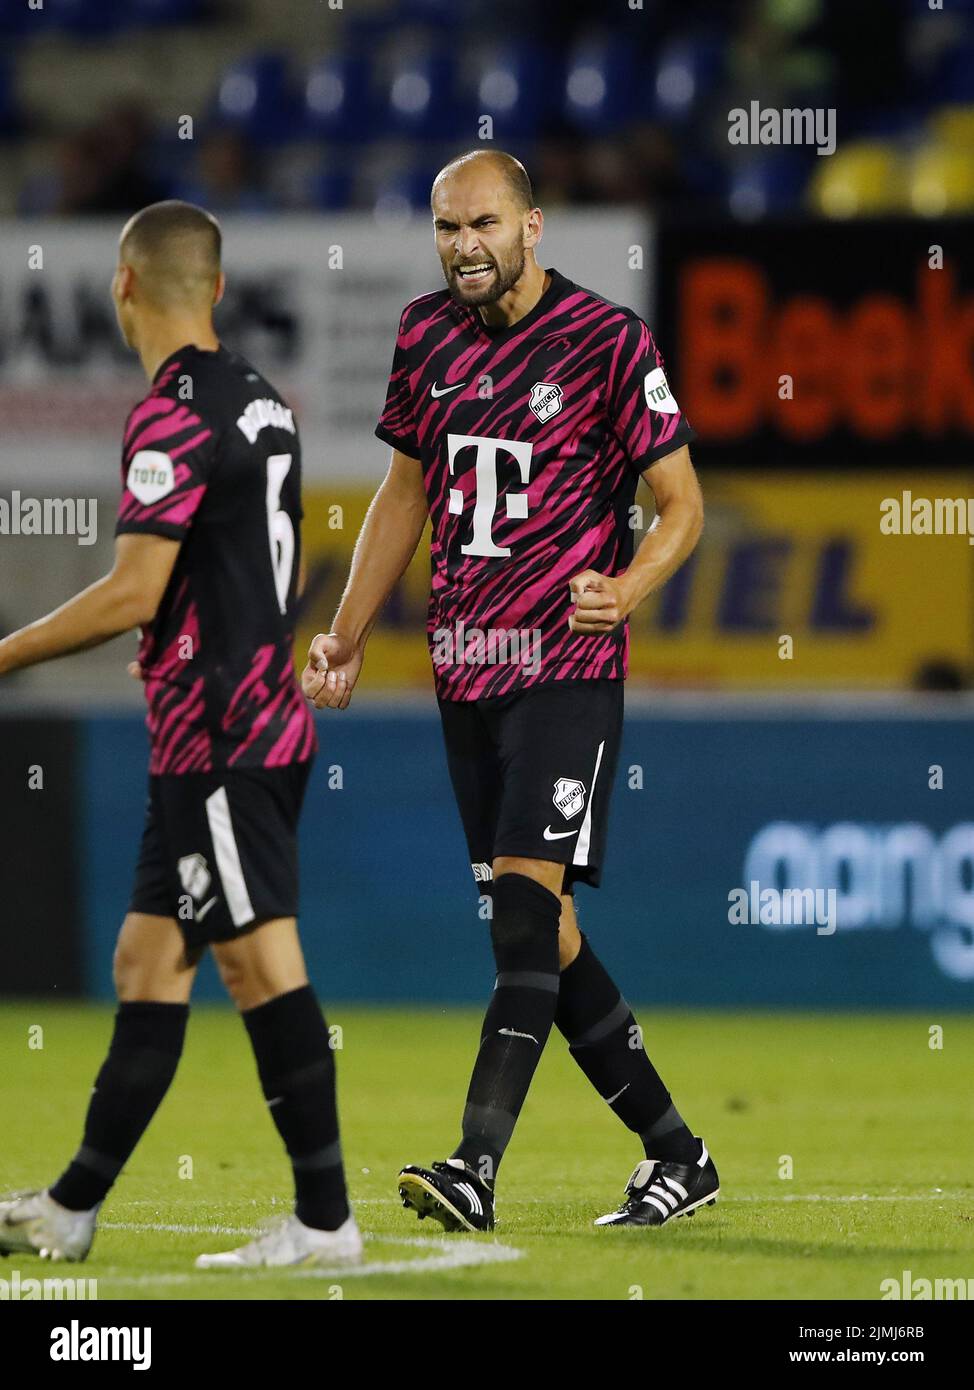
[204,785,255,928]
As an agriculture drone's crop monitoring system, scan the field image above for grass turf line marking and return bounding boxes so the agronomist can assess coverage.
[101,1190,969,1240]
[99,1233,524,1284]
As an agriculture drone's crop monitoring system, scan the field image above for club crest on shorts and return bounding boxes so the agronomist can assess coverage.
[529,381,563,422]
[552,777,586,820]
[177,852,212,901]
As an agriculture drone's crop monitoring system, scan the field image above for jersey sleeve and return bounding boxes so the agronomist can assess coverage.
[374,309,421,459]
[115,395,217,541]
[605,317,695,473]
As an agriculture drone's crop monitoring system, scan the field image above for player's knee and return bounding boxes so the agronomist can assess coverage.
[214,936,306,1011]
[489,872,562,955]
[113,932,154,998]
[493,856,564,897]
[558,896,581,970]
[112,937,138,996]
[558,924,581,970]
[214,949,252,1008]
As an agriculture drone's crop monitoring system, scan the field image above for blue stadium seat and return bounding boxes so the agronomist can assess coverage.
[935,40,974,104]
[372,163,438,215]
[214,53,301,145]
[464,41,560,140]
[0,57,16,133]
[9,0,125,34]
[726,151,812,220]
[382,48,459,140]
[0,0,40,32]
[843,104,929,142]
[651,34,725,124]
[394,0,476,28]
[563,37,636,135]
[307,167,354,210]
[304,53,375,142]
[129,0,203,24]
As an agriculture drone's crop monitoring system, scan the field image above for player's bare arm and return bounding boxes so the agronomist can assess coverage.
[0,533,179,676]
[568,443,703,635]
[302,447,428,711]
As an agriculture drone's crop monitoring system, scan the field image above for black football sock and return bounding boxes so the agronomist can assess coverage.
[452,873,561,1183]
[556,933,699,1163]
[50,1001,189,1212]
[243,985,349,1232]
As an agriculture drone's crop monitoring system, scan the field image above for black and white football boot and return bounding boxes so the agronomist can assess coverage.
[595,1141,719,1228]
[398,1159,495,1233]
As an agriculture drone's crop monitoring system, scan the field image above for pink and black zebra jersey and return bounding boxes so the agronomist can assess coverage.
[116,344,315,775]
[376,267,696,701]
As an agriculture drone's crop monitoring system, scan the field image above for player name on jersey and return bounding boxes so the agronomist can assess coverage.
[116,345,314,775]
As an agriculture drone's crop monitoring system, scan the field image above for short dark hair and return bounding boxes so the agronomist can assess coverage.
[120,200,222,307]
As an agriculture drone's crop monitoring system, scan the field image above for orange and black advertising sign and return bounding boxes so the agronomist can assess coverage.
[655,218,974,464]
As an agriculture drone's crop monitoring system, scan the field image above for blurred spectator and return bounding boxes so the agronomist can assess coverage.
[69,101,169,215]
[7,0,974,219]
[172,128,268,214]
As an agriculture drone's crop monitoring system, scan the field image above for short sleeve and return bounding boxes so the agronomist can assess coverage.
[116,396,217,541]
[605,317,695,472]
[375,309,421,458]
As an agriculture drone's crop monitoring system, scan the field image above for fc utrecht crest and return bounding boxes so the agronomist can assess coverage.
[553,777,586,820]
[177,852,211,902]
[529,381,563,422]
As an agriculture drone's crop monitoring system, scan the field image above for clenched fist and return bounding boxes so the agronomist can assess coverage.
[568,569,632,634]
[301,631,364,710]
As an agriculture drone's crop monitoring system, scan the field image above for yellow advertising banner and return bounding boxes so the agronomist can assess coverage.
[297,473,974,690]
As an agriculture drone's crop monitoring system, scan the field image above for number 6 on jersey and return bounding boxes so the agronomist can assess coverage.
[266,453,295,615]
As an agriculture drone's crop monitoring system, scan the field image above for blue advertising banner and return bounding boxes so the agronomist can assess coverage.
[80,706,974,1008]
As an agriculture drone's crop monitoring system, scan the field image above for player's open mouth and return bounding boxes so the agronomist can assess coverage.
[455,263,494,283]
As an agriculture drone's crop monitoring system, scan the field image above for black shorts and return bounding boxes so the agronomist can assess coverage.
[129,761,312,948]
[438,679,623,891]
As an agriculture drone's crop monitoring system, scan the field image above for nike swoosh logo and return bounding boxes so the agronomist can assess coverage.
[430,381,465,398]
[605,1083,630,1105]
[196,897,218,921]
[543,826,578,840]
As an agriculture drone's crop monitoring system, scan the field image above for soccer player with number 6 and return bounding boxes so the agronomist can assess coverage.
[303,150,719,1232]
[0,201,359,1269]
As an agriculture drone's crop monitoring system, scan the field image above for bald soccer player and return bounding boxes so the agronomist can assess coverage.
[0,201,361,1269]
[302,151,719,1232]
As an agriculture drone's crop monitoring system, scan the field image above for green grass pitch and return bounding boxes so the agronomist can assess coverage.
[2,1004,972,1301]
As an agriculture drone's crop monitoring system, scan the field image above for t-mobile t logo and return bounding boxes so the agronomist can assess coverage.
[447,433,534,558]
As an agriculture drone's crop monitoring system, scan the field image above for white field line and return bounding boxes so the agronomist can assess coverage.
[97,1231,523,1285]
[100,1190,970,1241]
[731,1193,969,1203]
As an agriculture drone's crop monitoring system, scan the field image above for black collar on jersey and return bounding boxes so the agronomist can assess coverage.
[151,342,226,386]
[468,267,570,344]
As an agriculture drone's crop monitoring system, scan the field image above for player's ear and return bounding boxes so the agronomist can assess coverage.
[212,271,226,308]
[524,206,543,250]
[112,263,134,303]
